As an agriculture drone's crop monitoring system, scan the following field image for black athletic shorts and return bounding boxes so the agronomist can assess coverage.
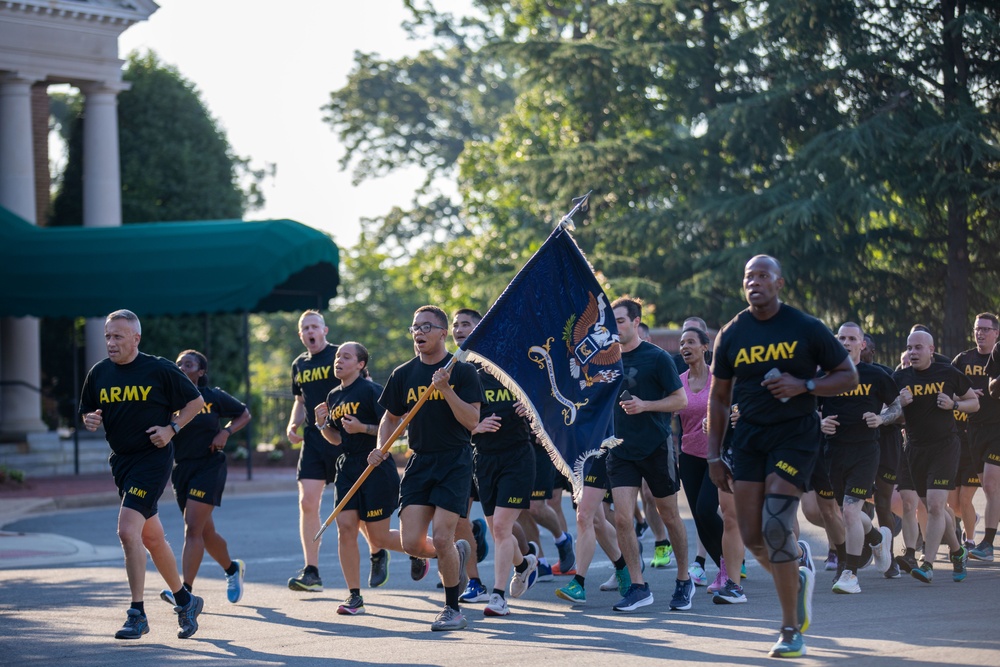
[877,427,902,485]
[474,442,533,516]
[296,427,339,484]
[905,437,960,496]
[730,414,821,490]
[828,443,879,501]
[969,423,1000,470]
[896,440,914,491]
[606,439,679,499]
[531,444,555,501]
[172,452,227,512]
[956,429,981,487]
[810,444,836,500]
[111,444,173,520]
[399,447,473,517]
[581,451,612,503]
[334,452,400,522]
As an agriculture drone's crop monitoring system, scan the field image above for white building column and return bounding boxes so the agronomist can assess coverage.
[0,72,48,434]
[81,82,126,372]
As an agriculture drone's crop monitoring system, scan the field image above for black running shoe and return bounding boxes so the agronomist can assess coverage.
[114,609,149,640]
[288,568,323,592]
[410,556,430,581]
[895,553,918,574]
[175,594,204,639]
[369,549,390,588]
[337,592,365,615]
[472,518,489,564]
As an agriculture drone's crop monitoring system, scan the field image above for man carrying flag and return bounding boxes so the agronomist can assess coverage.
[367,305,484,632]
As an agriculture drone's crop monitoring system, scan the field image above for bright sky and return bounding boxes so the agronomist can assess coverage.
[119,0,472,249]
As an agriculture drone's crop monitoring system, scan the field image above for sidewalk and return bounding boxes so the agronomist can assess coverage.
[0,465,298,570]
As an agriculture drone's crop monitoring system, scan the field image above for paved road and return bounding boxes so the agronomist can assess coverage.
[1,490,998,666]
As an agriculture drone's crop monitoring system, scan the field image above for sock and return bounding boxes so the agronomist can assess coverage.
[613,556,627,571]
[538,557,549,566]
[985,528,997,546]
[555,532,569,545]
[920,560,933,569]
[655,539,671,548]
[515,560,529,573]
[526,542,538,556]
[867,526,883,545]
[573,574,585,587]
[445,585,460,611]
[174,588,191,608]
[130,601,145,615]
[304,564,319,576]
[349,588,360,597]
[225,561,240,576]
[905,547,916,559]
[835,542,847,563]
[846,553,862,574]
[950,547,964,559]
[695,555,706,568]
[492,588,505,599]
[182,582,193,593]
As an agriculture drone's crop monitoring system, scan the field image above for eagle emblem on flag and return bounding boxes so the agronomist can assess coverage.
[566,292,622,389]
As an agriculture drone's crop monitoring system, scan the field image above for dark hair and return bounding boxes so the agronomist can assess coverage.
[976,312,999,328]
[610,296,642,321]
[910,323,931,334]
[177,349,208,387]
[340,341,370,378]
[681,327,710,346]
[863,333,876,350]
[415,305,448,328]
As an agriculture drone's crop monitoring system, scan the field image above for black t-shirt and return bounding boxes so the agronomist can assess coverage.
[614,342,683,460]
[291,343,340,426]
[79,352,201,456]
[953,349,1000,425]
[892,363,972,447]
[325,378,385,456]
[473,367,531,455]
[819,362,898,447]
[712,304,848,426]
[173,386,246,462]
[379,353,484,453]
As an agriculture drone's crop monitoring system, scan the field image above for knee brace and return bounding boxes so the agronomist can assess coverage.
[762,494,800,564]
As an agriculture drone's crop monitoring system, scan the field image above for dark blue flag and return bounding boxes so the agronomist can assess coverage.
[456,226,623,496]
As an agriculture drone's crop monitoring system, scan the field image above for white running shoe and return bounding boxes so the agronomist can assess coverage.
[509,554,538,598]
[832,570,861,594]
[872,527,892,573]
[484,593,510,617]
[599,570,619,591]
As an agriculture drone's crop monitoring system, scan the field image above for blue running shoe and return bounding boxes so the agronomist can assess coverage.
[536,561,554,582]
[174,594,204,639]
[669,578,694,611]
[969,541,995,562]
[951,547,968,582]
[797,566,815,634]
[460,577,490,603]
[227,559,246,603]
[911,562,933,584]
[769,626,806,658]
[114,609,149,640]
[556,533,576,575]
[798,540,815,574]
[613,583,653,612]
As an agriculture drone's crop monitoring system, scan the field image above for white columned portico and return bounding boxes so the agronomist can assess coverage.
[0,72,48,434]
[81,82,127,372]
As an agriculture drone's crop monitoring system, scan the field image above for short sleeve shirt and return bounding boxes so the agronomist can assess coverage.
[819,362,898,447]
[326,378,385,456]
[613,341,683,460]
[473,367,531,455]
[79,352,201,456]
[379,353,485,454]
[173,385,246,461]
[291,343,340,426]
[892,363,972,447]
[953,349,1000,425]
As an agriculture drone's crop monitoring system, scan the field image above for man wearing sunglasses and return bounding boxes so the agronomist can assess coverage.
[368,305,485,631]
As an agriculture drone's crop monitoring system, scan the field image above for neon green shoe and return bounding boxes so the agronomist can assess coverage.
[651,544,673,568]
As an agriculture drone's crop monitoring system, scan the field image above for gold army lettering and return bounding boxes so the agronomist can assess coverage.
[732,341,799,367]
[99,385,153,403]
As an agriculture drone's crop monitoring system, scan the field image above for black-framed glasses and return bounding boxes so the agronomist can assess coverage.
[974,327,998,333]
[408,323,445,335]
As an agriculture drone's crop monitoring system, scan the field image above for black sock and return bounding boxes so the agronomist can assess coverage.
[866,526,883,545]
[130,601,144,615]
[445,584,460,610]
[225,561,239,576]
[173,588,191,608]
[985,528,997,545]
[695,555,706,568]
[515,559,528,573]
[304,564,319,576]
[613,556,627,570]
[905,547,916,559]
[573,574,585,587]
[182,582,193,593]
[492,588,505,599]
[350,588,360,597]
[846,554,862,574]
[655,539,671,548]
[950,547,964,558]
[835,542,847,563]
[526,542,538,556]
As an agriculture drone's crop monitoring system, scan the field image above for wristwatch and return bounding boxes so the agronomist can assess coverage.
[804,379,816,394]
[170,421,181,434]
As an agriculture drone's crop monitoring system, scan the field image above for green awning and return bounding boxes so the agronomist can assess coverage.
[0,206,340,318]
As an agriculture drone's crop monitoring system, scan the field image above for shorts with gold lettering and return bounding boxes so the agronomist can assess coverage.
[607,439,680,499]
[969,423,1000,470]
[335,451,400,521]
[827,442,879,502]
[400,446,473,517]
[809,443,835,500]
[877,426,902,485]
[172,451,227,512]
[730,413,821,490]
[297,426,340,484]
[904,436,960,496]
[531,443,555,501]
[956,427,981,487]
[581,450,612,503]
[111,444,173,520]
[474,441,533,516]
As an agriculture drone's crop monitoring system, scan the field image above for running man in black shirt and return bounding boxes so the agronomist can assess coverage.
[367,305,484,631]
[892,330,979,583]
[285,310,341,592]
[707,256,857,658]
[79,309,205,640]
